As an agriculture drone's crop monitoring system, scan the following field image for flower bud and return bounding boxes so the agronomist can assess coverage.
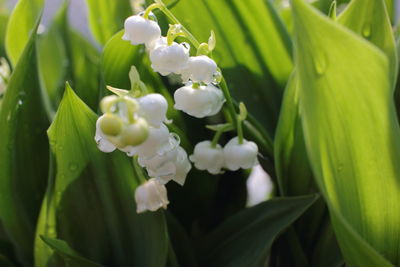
[122,15,161,46]
[135,178,169,213]
[138,93,168,127]
[120,117,149,146]
[223,137,258,171]
[95,116,117,153]
[174,83,225,118]
[149,38,190,76]
[189,141,224,174]
[99,113,123,136]
[100,95,119,113]
[179,56,217,84]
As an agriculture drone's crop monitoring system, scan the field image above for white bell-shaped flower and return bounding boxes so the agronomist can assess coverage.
[189,141,224,174]
[121,124,171,158]
[135,178,169,213]
[149,38,190,76]
[137,93,168,127]
[223,137,258,171]
[179,56,217,84]
[174,83,225,118]
[122,15,161,46]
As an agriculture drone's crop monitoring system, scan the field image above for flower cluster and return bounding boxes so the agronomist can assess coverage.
[96,4,259,214]
[95,69,191,213]
[123,13,225,118]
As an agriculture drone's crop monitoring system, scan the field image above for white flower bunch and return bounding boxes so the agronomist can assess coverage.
[118,3,260,213]
[95,67,192,213]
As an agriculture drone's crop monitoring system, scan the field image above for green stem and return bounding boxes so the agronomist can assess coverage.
[133,157,147,183]
[143,3,161,19]
[211,124,232,147]
[220,77,239,129]
[237,117,244,144]
[154,0,200,48]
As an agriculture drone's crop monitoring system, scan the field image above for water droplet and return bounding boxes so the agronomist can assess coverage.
[337,164,343,173]
[212,71,222,85]
[362,23,371,38]
[147,13,158,23]
[57,144,64,151]
[69,162,78,172]
[314,52,327,76]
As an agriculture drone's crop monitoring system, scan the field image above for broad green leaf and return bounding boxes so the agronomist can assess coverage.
[35,85,168,266]
[37,8,68,117]
[0,20,49,265]
[85,0,132,45]
[170,0,293,134]
[5,0,44,66]
[66,29,100,110]
[197,195,317,267]
[40,236,105,267]
[338,0,397,87]
[292,0,400,265]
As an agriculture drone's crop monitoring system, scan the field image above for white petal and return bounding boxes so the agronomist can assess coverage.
[123,15,161,46]
[149,41,190,76]
[138,93,168,127]
[135,178,169,213]
[190,141,224,174]
[174,84,225,118]
[223,137,258,171]
[178,56,217,84]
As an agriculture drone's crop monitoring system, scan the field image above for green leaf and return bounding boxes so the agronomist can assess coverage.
[35,84,168,266]
[40,236,105,267]
[170,0,293,134]
[5,0,44,66]
[292,0,400,265]
[198,195,318,267]
[0,19,49,265]
[338,0,397,87]
[0,11,9,58]
[37,7,68,117]
[85,0,132,45]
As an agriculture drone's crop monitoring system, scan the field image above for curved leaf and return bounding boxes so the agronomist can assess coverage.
[198,195,318,267]
[338,0,397,87]
[0,20,49,265]
[292,0,400,265]
[5,0,44,66]
[85,0,132,45]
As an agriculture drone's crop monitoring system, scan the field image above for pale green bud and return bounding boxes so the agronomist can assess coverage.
[120,118,149,146]
[99,114,123,136]
[100,95,119,113]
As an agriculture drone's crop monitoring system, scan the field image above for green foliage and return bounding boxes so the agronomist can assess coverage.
[0,19,48,265]
[85,0,132,45]
[5,0,44,66]
[1,0,400,266]
[292,0,400,265]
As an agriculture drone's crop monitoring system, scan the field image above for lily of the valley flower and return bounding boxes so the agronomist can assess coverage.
[139,145,191,186]
[135,178,169,213]
[0,58,10,97]
[179,56,217,84]
[189,141,224,174]
[137,93,168,127]
[223,137,258,171]
[122,15,161,46]
[149,38,190,76]
[174,83,225,118]
[122,124,171,158]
